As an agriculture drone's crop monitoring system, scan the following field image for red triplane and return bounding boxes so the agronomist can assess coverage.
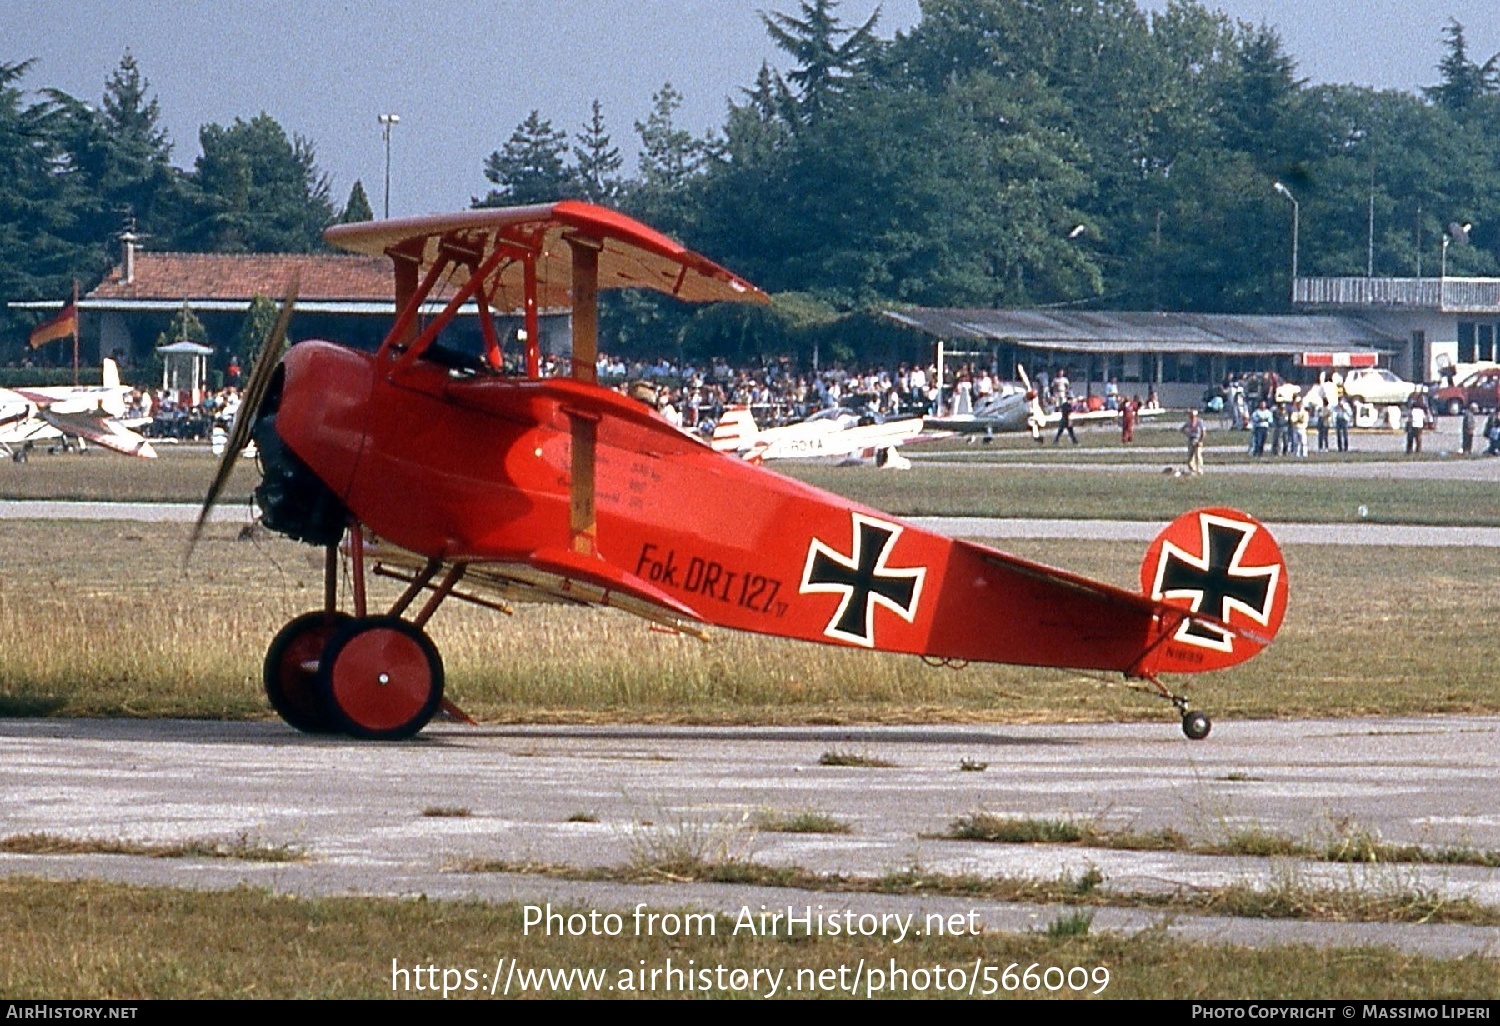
[194,202,1288,741]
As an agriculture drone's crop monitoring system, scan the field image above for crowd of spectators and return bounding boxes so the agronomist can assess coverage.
[129,350,1158,443]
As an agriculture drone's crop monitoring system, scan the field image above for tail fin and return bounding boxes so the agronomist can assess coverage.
[102,358,121,390]
[1137,507,1288,675]
[710,406,760,454]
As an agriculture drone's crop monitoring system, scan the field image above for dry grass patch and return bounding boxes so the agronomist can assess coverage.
[942,814,1500,869]
[818,749,897,768]
[421,807,472,818]
[1,522,1498,724]
[0,831,304,862]
[753,809,852,834]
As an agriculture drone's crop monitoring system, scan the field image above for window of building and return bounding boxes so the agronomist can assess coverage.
[1459,321,1477,363]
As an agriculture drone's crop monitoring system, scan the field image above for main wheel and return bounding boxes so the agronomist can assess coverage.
[263,611,351,733]
[1182,710,1212,741]
[317,616,444,740]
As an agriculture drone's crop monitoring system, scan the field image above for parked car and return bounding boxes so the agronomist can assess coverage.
[1430,368,1500,415]
[1341,368,1419,406]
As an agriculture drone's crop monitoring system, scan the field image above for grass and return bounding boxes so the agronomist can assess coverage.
[777,461,1500,525]
[941,814,1500,869]
[1,879,1497,998]
[1045,910,1095,938]
[457,854,1500,928]
[2,520,1499,724]
[5,430,1496,526]
[0,445,257,504]
[0,832,304,862]
[818,749,897,767]
[753,809,853,834]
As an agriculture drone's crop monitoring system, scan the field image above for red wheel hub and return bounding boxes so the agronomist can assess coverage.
[320,618,443,739]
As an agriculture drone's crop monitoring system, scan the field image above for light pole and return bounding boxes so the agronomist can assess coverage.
[378,113,400,218]
[1273,181,1299,293]
[1441,221,1472,279]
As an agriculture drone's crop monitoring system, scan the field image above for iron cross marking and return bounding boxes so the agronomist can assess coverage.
[800,513,926,647]
[1154,515,1278,650]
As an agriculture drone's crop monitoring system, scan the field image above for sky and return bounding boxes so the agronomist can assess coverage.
[5,1,1498,219]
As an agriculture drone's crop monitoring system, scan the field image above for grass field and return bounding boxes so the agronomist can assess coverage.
[0,519,1493,724]
[2,880,1496,999]
[6,438,1499,525]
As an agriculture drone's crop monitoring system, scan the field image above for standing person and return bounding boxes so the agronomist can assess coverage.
[1120,396,1139,444]
[1250,400,1271,456]
[1269,403,1287,457]
[1334,397,1352,452]
[1053,397,1078,445]
[1181,409,1206,474]
[1316,400,1332,452]
[1404,399,1428,453]
[1462,403,1477,455]
[1289,403,1309,458]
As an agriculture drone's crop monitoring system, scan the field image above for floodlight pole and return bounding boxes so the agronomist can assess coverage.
[1273,182,1298,299]
[378,113,400,219]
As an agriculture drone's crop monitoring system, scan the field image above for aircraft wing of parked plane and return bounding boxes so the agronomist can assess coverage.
[0,360,156,460]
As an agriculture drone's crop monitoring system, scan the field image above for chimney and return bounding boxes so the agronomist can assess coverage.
[120,230,139,285]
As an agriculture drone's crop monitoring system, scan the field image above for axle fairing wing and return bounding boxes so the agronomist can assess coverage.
[274,341,1242,677]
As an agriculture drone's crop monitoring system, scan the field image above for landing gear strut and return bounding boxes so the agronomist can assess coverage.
[261,530,460,740]
[1138,673,1213,740]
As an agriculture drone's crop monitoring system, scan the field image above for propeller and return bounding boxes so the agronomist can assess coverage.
[187,278,299,561]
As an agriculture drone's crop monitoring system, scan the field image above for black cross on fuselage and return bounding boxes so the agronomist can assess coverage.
[801,514,925,647]
[1154,517,1276,648]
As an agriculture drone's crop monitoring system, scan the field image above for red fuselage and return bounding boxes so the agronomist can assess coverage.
[275,340,1172,672]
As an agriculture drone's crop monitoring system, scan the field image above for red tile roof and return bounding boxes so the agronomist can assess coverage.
[89,251,393,302]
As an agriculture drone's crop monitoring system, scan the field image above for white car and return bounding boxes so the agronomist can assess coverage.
[1341,368,1418,406]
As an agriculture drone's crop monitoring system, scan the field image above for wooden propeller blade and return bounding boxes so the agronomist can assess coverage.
[186,278,299,560]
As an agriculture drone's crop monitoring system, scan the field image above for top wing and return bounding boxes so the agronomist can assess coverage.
[324,201,768,311]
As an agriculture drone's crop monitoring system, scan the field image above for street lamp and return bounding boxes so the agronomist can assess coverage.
[378,113,400,219]
[1441,221,1472,279]
[1272,181,1299,290]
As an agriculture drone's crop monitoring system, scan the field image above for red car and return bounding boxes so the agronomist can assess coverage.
[1432,368,1500,415]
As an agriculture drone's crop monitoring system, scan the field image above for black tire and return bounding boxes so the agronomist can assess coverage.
[317,616,444,741]
[1182,710,1212,741]
[263,611,352,733]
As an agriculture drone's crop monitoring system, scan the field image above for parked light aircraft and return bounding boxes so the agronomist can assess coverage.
[710,405,925,466]
[927,368,1163,440]
[190,201,1286,742]
[0,360,155,460]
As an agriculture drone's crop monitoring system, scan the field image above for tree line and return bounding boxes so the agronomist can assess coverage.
[4,0,1499,365]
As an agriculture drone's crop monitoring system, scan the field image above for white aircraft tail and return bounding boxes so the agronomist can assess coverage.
[102,358,121,390]
[710,406,760,453]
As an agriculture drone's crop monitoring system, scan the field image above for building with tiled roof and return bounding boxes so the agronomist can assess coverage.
[90,250,394,309]
[76,239,566,372]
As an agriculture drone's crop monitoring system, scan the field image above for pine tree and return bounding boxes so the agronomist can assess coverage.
[634,83,701,192]
[477,110,571,206]
[339,180,374,223]
[1424,19,1498,111]
[571,99,622,204]
[761,0,882,123]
